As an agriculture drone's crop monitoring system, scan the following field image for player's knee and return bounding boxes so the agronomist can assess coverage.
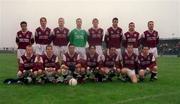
[139,70,145,77]
[121,68,127,74]
[17,71,23,78]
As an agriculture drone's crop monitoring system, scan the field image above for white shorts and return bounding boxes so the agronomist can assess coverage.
[149,47,158,58]
[17,49,25,59]
[76,47,86,59]
[116,48,122,60]
[133,48,139,55]
[53,46,67,58]
[96,45,103,56]
[35,44,47,55]
[127,68,136,77]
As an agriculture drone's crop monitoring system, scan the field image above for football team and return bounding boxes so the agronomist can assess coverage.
[15,17,159,84]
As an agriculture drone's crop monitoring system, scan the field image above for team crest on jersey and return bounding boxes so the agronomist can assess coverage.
[38,32,41,35]
[19,35,22,37]
[125,56,127,59]
[117,31,120,34]
[64,31,66,34]
[56,30,59,34]
[45,59,48,63]
[134,34,137,37]
[24,60,27,63]
[46,31,49,35]
[98,30,101,34]
[111,31,113,34]
[26,35,29,38]
[127,34,129,37]
[91,31,95,34]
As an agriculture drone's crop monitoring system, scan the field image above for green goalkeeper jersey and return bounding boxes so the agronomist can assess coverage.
[69,28,88,47]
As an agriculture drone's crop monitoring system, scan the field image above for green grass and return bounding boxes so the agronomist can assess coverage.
[0,53,180,104]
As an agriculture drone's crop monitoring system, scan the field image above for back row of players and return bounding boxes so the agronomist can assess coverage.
[16,17,159,84]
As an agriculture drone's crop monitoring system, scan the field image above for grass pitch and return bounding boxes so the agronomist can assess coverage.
[0,53,180,104]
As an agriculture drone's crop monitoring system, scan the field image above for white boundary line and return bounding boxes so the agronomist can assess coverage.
[112,91,180,104]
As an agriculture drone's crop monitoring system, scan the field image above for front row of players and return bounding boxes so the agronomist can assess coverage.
[17,44,158,84]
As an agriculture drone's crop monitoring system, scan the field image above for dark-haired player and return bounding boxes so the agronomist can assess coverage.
[138,46,158,81]
[105,17,123,58]
[121,44,138,83]
[16,21,34,63]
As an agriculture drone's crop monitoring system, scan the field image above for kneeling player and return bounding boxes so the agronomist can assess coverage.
[41,45,60,83]
[121,44,138,83]
[60,44,85,83]
[99,47,121,81]
[85,45,101,81]
[17,45,40,83]
[138,46,158,81]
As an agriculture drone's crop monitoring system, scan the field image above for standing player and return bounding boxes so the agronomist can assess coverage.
[121,44,138,83]
[88,18,103,56]
[85,45,102,81]
[123,22,140,55]
[35,17,52,55]
[141,21,159,60]
[105,17,123,57]
[16,21,34,63]
[69,18,88,59]
[138,46,158,81]
[17,45,39,83]
[99,47,121,81]
[41,45,60,83]
[52,18,69,62]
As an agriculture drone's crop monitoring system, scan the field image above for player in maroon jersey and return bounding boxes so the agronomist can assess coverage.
[35,17,52,55]
[84,45,102,81]
[123,22,140,55]
[52,18,69,61]
[16,21,34,63]
[121,44,138,83]
[41,45,60,83]
[60,44,86,83]
[17,45,41,83]
[105,17,123,58]
[99,47,121,81]
[88,18,103,56]
[141,21,159,59]
[138,46,158,81]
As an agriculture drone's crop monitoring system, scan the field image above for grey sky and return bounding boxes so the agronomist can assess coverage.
[0,0,180,47]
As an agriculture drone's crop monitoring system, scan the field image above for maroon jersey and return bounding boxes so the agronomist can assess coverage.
[52,27,69,46]
[42,54,60,70]
[16,31,34,49]
[123,31,140,48]
[105,27,123,48]
[141,30,159,48]
[63,52,80,67]
[88,27,103,46]
[138,53,156,69]
[122,52,138,70]
[19,54,36,72]
[100,53,120,68]
[35,27,52,45]
[86,52,99,68]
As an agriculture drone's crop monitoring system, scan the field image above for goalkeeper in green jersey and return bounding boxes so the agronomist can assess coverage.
[69,18,88,59]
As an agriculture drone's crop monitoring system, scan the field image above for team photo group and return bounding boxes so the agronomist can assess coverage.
[14,17,159,85]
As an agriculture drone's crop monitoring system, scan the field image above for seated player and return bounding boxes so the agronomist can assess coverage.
[138,46,158,81]
[17,45,40,83]
[41,45,60,83]
[84,45,101,81]
[60,44,85,83]
[99,47,121,81]
[121,44,138,83]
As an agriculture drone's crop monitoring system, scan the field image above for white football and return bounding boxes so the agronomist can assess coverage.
[69,78,77,86]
